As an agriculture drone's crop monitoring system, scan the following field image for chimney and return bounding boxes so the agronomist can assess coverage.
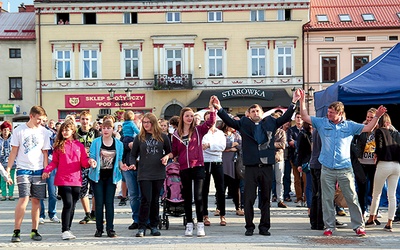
[19,4,35,13]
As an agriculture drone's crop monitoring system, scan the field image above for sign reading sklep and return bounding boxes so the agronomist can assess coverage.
[0,104,19,115]
[65,94,145,108]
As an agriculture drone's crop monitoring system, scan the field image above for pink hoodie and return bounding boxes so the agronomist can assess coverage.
[44,140,89,186]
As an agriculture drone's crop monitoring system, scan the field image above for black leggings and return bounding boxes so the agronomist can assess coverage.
[180,166,205,223]
[58,186,81,232]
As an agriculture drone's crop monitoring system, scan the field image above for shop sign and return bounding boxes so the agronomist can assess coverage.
[65,94,145,108]
[0,104,19,115]
[219,88,273,100]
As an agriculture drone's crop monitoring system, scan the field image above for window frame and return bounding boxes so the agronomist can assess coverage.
[83,13,97,24]
[353,55,370,72]
[9,48,21,58]
[362,13,375,21]
[338,14,351,22]
[250,10,265,22]
[316,15,329,22]
[9,77,23,100]
[250,47,267,76]
[81,48,100,79]
[320,56,338,83]
[166,12,181,23]
[124,12,138,24]
[123,48,140,78]
[208,11,222,22]
[278,9,291,21]
[276,46,293,76]
[165,49,183,76]
[55,50,72,79]
[207,47,224,77]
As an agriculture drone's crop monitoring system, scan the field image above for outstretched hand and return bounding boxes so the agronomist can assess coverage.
[210,95,221,110]
[375,105,387,118]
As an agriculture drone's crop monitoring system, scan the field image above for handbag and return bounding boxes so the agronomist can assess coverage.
[301,162,310,173]
[235,151,245,179]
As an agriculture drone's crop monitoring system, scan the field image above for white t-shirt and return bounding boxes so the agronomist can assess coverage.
[10,123,51,170]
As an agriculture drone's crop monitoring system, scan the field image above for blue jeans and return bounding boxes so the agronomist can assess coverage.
[40,170,57,219]
[305,172,312,208]
[93,176,116,231]
[122,169,141,223]
[283,159,292,199]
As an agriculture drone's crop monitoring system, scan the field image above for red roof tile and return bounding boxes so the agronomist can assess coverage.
[0,12,35,40]
[305,0,400,31]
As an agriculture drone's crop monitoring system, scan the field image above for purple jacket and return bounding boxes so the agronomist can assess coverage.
[171,111,216,171]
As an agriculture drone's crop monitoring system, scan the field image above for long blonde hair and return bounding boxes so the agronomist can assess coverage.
[177,107,196,139]
[138,113,164,142]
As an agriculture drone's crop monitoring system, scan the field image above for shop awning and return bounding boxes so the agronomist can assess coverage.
[187,88,292,109]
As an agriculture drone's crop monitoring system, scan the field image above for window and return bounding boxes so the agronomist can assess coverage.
[278,9,291,21]
[389,36,398,41]
[321,57,337,82]
[124,49,139,78]
[166,12,181,23]
[353,56,369,71]
[83,50,98,78]
[250,10,264,22]
[316,15,329,22]
[9,77,22,100]
[277,47,292,76]
[339,14,351,22]
[325,37,334,42]
[124,12,138,24]
[83,13,96,24]
[56,13,70,24]
[56,50,71,79]
[208,11,222,22]
[9,48,21,58]
[362,14,375,21]
[251,47,266,76]
[357,36,366,41]
[208,48,223,77]
[166,49,182,75]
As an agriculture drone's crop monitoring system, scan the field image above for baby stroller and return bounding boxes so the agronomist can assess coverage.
[159,162,186,230]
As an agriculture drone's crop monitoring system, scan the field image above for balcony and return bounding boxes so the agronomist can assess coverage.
[153,74,193,90]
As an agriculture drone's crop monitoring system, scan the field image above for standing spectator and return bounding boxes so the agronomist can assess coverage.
[39,118,60,224]
[202,111,226,226]
[282,121,292,202]
[0,121,16,200]
[287,113,305,206]
[76,111,99,224]
[272,113,288,208]
[298,88,386,237]
[365,113,400,232]
[212,90,300,236]
[129,113,171,237]
[88,119,124,238]
[168,98,216,237]
[6,106,51,242]
[42,120,92,240]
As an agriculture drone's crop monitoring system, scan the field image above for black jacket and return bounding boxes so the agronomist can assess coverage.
[217,103,296,166]
[375,128,400,163]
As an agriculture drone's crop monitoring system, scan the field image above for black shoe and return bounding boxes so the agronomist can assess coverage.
[94,230,103,237]
[259,230,271,236]
[118,198,127,206]
[107,230,117,238]
[136,229,146,237]
[79,215,91,224]
[128,222,138,230]
[150,227,161,236]
[374,219,381,226]
[245,229,254,236]
[146,223,152,230]
[284,197,292,202]
[393,217,400,223]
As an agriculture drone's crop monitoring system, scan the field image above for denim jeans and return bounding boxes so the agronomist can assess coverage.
[305,172,312,208]
[122,169,141,223]
[283,159,292,199]
[40,170,57,219]
[92,176,116,231]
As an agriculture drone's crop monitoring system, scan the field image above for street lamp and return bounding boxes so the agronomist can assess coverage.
[108,88,132,109]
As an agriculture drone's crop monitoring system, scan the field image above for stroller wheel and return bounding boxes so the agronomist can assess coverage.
[158,215,162,230]
[166,220,170,230]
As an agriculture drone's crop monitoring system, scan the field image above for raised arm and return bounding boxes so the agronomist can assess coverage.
[299,89,312,124]
[362,105,387,133]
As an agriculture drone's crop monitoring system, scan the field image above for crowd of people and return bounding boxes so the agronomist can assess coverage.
[0,90,400,242]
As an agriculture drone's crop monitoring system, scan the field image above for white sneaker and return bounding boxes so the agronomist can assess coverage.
[197,222,205,237]
[39,218,45,224]
[61,231,76,240]
[50,216,61,223]
[185,222,193,237]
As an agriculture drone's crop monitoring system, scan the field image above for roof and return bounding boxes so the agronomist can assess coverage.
[305,0,400,31]
[0,12,35,40]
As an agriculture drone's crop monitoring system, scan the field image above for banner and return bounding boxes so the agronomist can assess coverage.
[65,94,145,108]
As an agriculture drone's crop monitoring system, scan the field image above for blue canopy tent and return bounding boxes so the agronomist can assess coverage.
[314,42,400,117]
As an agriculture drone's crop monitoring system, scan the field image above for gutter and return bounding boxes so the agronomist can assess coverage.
[38,7,43,106]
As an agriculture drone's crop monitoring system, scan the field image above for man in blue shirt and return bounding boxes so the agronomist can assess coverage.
[298,89,386,237]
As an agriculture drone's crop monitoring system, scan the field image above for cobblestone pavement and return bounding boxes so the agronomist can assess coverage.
[0,196,399,250]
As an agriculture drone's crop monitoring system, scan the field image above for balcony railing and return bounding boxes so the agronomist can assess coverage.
[153,74,193,90]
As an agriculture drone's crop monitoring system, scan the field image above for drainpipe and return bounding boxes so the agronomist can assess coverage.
[38,7,42,106]
[302,21,311,112]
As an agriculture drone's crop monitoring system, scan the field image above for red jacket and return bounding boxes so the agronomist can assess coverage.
[171,111,216,170]
[44,140,89,186]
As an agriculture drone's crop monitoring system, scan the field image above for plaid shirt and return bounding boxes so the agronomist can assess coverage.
[0,135,16,169]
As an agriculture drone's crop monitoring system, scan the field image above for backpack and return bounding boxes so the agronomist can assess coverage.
[162,162,184,203]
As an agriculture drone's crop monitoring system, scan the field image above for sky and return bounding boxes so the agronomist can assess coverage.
[5,0,34,12]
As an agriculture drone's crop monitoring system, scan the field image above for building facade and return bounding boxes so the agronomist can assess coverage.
[34,0,309,121]
[0,9,36,122]
[304,0,400,115]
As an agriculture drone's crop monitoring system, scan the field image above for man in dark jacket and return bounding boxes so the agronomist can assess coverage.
[211,90,300,236]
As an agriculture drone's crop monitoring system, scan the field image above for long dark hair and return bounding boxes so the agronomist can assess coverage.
[53,120,77,153]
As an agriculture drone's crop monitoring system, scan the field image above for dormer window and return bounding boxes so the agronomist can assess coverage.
[339,14,351,22]
[362,14,375,21]
[316,15,329,22]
